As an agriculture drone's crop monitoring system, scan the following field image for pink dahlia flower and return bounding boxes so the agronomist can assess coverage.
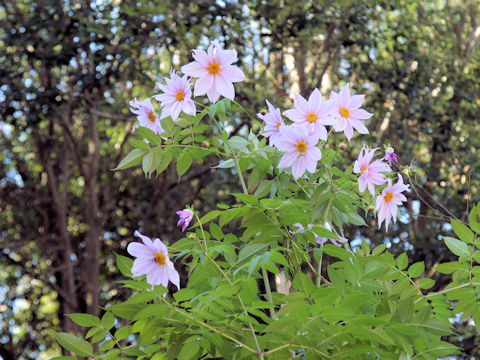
[181,41,245,103]
[127,231,180,290]
[261,100,285,146]
[353,145,392,196]
[383,147,398,166]
[276,125,322,179]
[330,84,372,141]
[129,98,164,135]
[291,223,347,247]
[154,70,196,121]
[283,88,336,140]
[176,208,193,232]
[376,175,410,231]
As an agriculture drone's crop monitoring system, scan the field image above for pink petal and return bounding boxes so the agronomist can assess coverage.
[194,75,214,96]
[283,108,306,123]
[338,84,350,107]
[291,156,306,179]
[221,65,245,82]
[181,61,208,78]
[182,99,196,116]
[131,259,156,276]
[293,93,309,112]
[127,242,154,259]
[350,108,373,120]
[191,49,210,66]
[215,75,235,99]
[344,122,354,141]
[207,86,221,103]
[278,151,298,168]
[218,49,238,65]
[169,267,180,290]
[348,94,365,109]
[309,88,322,110]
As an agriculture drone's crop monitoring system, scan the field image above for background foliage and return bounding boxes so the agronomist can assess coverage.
[0,0,479,358]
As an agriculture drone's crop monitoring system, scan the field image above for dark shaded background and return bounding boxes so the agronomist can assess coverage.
[0,0,479,358]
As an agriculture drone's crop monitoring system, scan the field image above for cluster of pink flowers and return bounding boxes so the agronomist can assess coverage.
[259,84,373,180]
[129,41,245,134]
[258,85,406,230]
[125,41,410,293]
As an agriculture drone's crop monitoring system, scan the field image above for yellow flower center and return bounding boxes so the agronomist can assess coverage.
[147,111,156,123]
[276,121,281,130]
[385,192,394,203]
[155,252,166,265]
[296,140,307,153]
[306,112,318,123]
[176,90,185,101]
[360,166,368,172]
[208,62,220,75]
[340,107,350,118]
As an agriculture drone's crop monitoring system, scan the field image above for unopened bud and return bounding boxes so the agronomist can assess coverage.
[339,143,347,151]
[324,144,329,148]
[260,110,267,115]
[201,141,210,148]
[188,233,196,240]
[368,206,375,212]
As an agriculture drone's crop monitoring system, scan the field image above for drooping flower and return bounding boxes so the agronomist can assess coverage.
[330,84,372,141]
[290,223,347,247]
[353,145,392,196]
[154,70,196,121]
[176,208,193,232]
[276,125,322,179]
[383,147,398,166]
[283,88,336,140]
[129,98,164,135]
[181,41,245,103]
[261,99,285,146]
[376,175,410,231]
[127,231,180,290]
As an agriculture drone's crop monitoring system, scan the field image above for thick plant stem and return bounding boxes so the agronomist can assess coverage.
[261,267,276,318]
[316,250,323,287]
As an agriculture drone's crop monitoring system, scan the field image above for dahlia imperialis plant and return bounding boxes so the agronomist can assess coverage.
[56,41,480,360]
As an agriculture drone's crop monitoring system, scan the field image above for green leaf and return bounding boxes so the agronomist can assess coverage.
[129,138,150,150]
[142,149,157,176]
[98,339,115,352]
[323,244,352,261]
[214,158,235,168]
[293,272,314,295]
[451,219,474,243]
[435,261,465,274]
[228,136,249,152]
[408,261,425,278]
[51,357,77,360]
[101,311,115,331]
[137,126,162,145]
[444,236,470,257]
[469,204,480,233]
[176,149,193,178]
[396,253,408,270]
[55,332,93,356]
[113,149,146,170]
[114,325,133,341]
[232,193,258,205]
[115,253,133,277]
[66,313,100,327]
[177,339,200,360]
[156,148,173,174]
[418,278,435,289]
[133,304,167,321]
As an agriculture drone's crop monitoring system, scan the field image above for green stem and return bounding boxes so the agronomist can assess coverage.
[261,267,276,318]
[316,250,323,287]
